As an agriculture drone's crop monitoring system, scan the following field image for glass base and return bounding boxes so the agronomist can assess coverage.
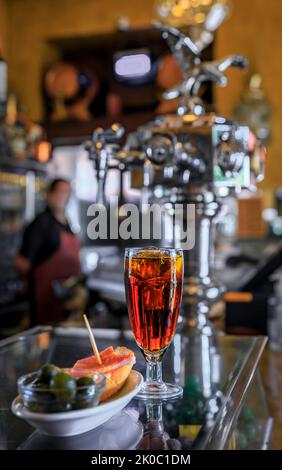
[136,381,183,401]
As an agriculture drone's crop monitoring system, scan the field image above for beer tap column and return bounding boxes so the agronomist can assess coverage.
[182,189,224,333]
[143,129,224,332]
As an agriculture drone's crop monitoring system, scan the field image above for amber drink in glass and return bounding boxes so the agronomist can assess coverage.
[124,247,183,399]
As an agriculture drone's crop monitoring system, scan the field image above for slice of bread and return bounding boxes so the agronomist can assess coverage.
[72,346,136,402]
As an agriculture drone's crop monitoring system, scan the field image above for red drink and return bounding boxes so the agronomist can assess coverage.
[125,250,183,354]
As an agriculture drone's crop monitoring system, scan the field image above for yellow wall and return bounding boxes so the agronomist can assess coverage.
[3,0,282,190]
[0,0,8,56]
[215,0,282,190]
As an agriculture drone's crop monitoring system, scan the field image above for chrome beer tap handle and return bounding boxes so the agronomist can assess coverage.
[163,54,248,103]
[188,54,248,98]
[156,23,248,115]
[215,55,248,73]
[85,123,124,203]
[154,22,200,74]
[85,123,124,159]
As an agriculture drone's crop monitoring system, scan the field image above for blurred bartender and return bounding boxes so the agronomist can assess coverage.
[16,179,81,325]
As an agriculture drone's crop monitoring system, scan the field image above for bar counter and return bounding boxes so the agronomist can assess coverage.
[0,325,273,450]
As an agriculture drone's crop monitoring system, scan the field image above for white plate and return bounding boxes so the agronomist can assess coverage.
[12,370,143,437]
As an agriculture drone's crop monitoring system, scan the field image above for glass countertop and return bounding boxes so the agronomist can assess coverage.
[0,326,267,450]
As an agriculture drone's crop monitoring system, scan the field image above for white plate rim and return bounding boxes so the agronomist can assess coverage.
[12,370,143,422]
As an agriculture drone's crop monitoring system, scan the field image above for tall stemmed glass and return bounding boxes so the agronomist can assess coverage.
[124,247,183,399]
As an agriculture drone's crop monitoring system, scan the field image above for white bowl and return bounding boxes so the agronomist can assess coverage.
[12,370,143,437]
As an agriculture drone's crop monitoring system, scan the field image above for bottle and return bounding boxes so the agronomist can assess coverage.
[5,94,28,158]
[0,33,7,121]
[234,73,272,145]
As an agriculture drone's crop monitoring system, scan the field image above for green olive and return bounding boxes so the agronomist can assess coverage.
[76,377,95,388]
[76,376,95,403]
[50,372,77,404]
[38,364,60,384]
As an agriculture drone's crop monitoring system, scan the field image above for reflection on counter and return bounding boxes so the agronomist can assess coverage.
[18,409,143,450]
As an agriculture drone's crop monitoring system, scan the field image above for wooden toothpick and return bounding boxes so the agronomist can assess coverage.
[83,314,102,365]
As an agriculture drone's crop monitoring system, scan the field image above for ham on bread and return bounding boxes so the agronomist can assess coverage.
[71,346,136,401]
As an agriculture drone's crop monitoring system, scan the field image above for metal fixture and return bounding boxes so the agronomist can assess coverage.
[85,23,265,336]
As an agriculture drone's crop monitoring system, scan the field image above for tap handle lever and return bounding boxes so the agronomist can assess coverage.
[92,123,124,145]
[85,123,124,159]
[154,22,200,57]
[163,54,248,104]
[154,22,200,74]
[215,54,248,73]
[190,54,248,94]
[84,123,124,204]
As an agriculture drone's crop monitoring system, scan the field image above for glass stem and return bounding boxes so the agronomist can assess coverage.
[146,355,163,385]
[146,402,163,421]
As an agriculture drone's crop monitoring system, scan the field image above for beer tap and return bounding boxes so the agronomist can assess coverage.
[85,23,265,339]
[85,123,125,204]
[139,24,259,335]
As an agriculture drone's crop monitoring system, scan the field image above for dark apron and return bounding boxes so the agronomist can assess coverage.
[33,231,80,324]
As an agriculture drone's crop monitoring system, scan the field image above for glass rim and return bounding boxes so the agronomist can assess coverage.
[124,247,183,257]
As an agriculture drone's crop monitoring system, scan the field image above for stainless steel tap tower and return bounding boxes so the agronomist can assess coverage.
[86,24,265,335]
